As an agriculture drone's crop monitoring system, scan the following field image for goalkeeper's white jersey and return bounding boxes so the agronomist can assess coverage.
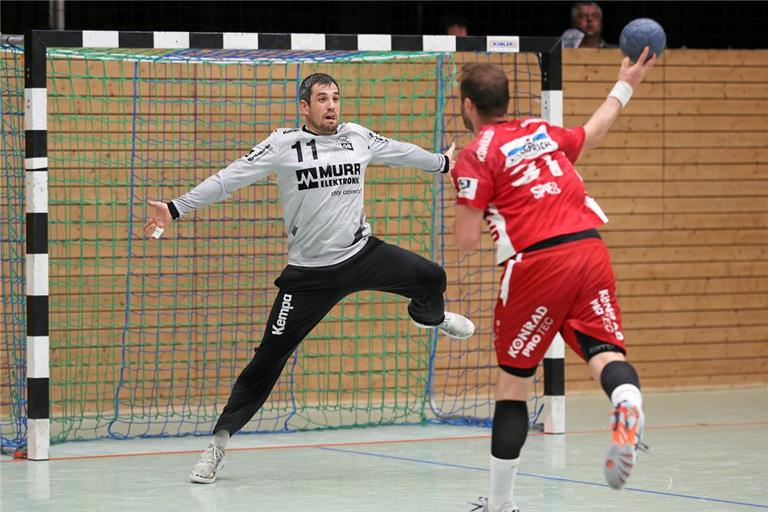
[172,122,448,267]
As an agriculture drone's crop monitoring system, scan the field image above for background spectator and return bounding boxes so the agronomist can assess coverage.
[564,1,616,48]
[443,13,469,36]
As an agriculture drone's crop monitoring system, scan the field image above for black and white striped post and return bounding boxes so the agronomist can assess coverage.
[24,31,51,460]
[21,31,566,455]
[540,42,567,435]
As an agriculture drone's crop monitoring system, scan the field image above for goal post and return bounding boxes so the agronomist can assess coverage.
[18,30,565,460]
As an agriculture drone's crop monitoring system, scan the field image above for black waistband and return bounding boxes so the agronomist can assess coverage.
[521,228,601,254]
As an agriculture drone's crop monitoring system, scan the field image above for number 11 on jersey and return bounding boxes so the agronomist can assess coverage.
[292,139,318,162]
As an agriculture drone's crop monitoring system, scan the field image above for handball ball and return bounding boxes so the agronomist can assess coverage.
[619,18,666,62]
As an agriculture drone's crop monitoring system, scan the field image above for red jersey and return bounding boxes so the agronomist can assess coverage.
[451,118,608,265]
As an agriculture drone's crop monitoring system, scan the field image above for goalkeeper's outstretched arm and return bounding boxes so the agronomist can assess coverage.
[143,133,280,239]
[365,125,455,173]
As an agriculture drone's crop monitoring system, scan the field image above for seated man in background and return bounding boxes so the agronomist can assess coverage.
[562,1,616,48]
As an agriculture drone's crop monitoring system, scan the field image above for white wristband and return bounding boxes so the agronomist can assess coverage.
[608,80,634,108]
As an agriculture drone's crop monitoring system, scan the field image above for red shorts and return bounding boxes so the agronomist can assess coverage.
[494,238,626,370]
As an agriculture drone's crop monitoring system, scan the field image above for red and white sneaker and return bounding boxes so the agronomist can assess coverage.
[604,401,646,489]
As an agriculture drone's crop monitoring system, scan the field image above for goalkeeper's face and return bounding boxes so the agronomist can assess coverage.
[300,83,341,135]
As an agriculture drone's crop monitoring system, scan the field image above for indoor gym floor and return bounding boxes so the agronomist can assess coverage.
[2,387,766,512]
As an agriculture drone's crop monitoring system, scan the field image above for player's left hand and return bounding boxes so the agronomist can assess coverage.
[619,46,656,89]
[445,142,457,172]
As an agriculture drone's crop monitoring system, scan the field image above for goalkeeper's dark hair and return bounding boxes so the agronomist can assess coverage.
[459,63,509,118]
[299,73,340,104]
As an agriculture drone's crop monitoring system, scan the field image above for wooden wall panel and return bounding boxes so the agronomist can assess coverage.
[1,48,766,428]
[560,48,767,390]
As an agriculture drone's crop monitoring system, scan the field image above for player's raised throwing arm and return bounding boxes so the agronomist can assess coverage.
[582,46,656,152]
[143,133,280,239]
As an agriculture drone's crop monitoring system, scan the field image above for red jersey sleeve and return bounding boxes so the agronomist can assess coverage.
[451,147,494,210]
[547,125,586,163]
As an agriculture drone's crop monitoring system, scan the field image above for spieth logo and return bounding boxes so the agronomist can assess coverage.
[500,125,558,169]
[507,305,555,359]
[590,289,624,341]
[271,293,294,335]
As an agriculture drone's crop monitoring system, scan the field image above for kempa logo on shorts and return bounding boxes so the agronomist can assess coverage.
[271,293,294,335]
[507,305,554,359]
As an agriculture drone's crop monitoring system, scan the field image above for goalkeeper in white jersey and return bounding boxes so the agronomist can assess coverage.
[143,73,475,484]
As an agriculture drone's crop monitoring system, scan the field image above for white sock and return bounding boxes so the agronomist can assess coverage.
[611,384,643,410]
[489,454,519,512]
[212,430,230,449]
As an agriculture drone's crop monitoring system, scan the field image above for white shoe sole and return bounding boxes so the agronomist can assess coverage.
[604,443,635,489]
[411,316,475,340]
[189,461,224,484]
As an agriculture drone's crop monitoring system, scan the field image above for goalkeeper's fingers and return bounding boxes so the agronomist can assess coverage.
[143,217,166,239]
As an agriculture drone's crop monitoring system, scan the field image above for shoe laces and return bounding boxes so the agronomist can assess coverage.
[612,402,650,454]
[468,497,488,512]
[200,443,224,465]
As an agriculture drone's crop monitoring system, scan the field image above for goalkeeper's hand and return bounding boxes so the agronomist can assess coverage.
[143,200,173,239]
[445,142,456,172]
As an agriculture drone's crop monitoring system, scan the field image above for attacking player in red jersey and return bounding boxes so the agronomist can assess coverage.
[452,47,657,512]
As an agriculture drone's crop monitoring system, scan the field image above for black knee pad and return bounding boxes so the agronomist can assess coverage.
[600,360,641,397]
[500,364,537,378]
[491,400,529,460]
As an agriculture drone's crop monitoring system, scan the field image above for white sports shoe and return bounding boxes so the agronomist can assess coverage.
[190,442,225,484]
[469,496,520,512]
[412,311,475,340]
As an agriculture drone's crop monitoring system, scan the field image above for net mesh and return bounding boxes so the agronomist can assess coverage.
[1,44,543,447]
[0,44,27,450]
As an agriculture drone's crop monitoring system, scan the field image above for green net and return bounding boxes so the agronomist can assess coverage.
[1,44,26,450]
[1,45,543,446]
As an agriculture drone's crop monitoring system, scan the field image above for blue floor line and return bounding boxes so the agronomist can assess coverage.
[318,446,768,510]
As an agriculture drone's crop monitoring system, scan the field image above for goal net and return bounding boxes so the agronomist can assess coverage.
[1,35,552,448]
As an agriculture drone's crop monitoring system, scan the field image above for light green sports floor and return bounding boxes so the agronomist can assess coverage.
[2,388,766,512]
